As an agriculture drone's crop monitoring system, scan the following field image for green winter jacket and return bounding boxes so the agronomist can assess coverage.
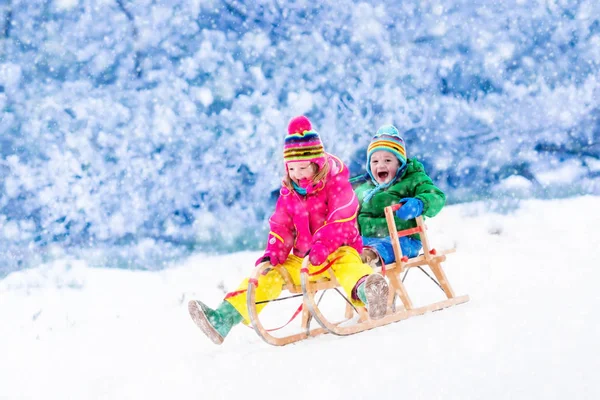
[355,158,446,241]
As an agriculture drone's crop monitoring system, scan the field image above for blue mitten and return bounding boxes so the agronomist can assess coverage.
[396,198,424,220]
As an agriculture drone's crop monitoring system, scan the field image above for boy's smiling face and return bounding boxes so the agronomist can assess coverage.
[370,150,400,184]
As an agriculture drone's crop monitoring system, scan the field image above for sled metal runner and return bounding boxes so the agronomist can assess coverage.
[246,204,469,346]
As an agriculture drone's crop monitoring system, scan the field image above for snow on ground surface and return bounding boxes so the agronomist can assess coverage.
[1,196,599,399]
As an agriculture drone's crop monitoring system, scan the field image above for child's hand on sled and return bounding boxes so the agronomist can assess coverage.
[396,198,424,220]
[255,253,284,266]
[255,255,271,266]
[309,243,330,266]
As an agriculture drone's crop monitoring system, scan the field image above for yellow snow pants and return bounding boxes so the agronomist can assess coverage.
[226,246,374,324]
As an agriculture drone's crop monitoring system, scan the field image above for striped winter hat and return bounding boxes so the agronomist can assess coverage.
[283,116,326,169]
[366,124,407,181]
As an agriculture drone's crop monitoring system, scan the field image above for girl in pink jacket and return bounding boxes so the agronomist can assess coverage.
[188,116,389,345]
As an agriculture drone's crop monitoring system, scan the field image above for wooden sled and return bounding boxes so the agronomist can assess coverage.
[246,204,469,346]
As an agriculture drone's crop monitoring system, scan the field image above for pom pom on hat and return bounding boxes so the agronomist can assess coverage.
[283,116,326,168]
[376,124,401,137]
[288,116,312,135]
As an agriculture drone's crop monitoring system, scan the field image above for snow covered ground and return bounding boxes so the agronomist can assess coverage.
[1,196,599,400]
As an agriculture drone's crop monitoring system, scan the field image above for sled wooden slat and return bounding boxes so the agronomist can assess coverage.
[428,259,455,298]
[304,288,470,336]
[385,267,413,310]
[385,206,405,273]
[372,250,455,274]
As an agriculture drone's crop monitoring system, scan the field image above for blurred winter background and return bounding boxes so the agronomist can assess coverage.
[0,0,599,276]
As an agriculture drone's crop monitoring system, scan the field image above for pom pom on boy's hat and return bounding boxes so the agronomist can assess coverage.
[283,116,326,169]
[366,124,407,180]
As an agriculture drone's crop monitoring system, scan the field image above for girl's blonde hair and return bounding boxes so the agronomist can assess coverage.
[283,160,330,192]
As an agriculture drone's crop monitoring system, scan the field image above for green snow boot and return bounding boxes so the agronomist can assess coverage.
[356,274,389,320]
[188,300,243,345]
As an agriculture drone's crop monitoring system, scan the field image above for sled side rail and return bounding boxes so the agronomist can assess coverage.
[383,205,454,273]
[383,204,466,309]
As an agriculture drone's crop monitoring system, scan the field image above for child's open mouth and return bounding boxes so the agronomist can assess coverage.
[377,171,389,181]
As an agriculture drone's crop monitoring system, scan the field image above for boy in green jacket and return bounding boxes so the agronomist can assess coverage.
[354,125,446,266]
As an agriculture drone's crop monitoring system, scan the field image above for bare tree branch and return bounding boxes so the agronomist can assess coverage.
[2,0,12,38]
[115,0,143,78]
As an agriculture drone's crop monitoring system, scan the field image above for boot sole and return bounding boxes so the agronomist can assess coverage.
[188,300,224,345]
[365,274,389,320]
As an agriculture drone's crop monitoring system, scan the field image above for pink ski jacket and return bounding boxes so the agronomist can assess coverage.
[261,154,363,264]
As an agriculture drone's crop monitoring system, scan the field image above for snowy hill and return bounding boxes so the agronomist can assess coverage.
[1,196,599,399]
